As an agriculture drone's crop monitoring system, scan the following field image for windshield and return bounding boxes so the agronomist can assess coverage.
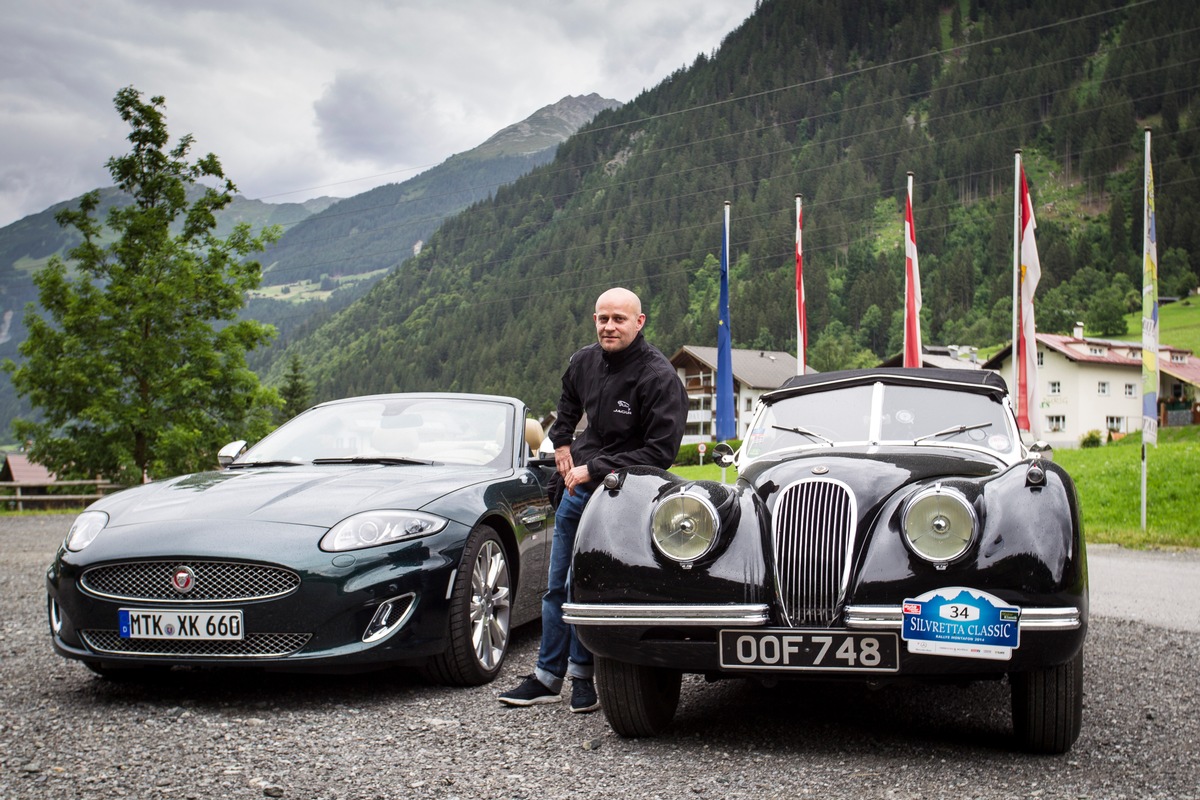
[239,397,514,467]
[741,381,1017,463]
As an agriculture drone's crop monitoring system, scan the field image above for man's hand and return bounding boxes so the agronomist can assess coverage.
[554,445,574,477]
[563,464,590,495]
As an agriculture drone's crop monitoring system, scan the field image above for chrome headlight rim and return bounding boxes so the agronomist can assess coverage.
[901,484,977,564]
[65,510,109,552]
[320,510,449,552]
[650,487,721,563]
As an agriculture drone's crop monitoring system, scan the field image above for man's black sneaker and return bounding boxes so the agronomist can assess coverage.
[569,677,600,713]
[498,675,561,706]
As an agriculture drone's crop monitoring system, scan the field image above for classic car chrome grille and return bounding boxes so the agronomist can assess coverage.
[80,630,311,658]
[772,478,856,626]
[80,561,300,603]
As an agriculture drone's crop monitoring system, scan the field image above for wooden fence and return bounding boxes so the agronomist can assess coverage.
[0,480,121,511]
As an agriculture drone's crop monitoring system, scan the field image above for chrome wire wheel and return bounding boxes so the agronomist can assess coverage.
[470,538,511,671]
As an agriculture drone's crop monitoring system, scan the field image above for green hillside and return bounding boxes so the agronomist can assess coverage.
[272,0,1200,416]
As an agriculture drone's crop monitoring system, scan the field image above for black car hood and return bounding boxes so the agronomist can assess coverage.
[90,464,497,529]
[740,446,1005,511]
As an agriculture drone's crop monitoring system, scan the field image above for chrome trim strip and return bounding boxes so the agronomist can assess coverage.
[844,604,1082,631]
[562,602,769,627]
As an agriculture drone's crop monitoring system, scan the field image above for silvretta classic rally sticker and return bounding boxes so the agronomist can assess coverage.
[902,587,1021,661]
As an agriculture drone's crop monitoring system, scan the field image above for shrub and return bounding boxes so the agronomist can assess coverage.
[1080,430,1104,448]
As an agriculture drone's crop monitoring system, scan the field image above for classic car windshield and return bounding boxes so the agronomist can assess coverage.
[742,382,1016,461]
[239,397,514,467]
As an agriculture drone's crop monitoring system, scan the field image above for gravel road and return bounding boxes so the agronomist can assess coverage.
[2,514,1197,800]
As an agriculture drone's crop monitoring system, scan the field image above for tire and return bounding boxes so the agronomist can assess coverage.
[1010,650,1084,754]
[423,524,512,686]
[595,655,682,737]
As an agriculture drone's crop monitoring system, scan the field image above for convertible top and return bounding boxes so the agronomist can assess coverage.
[769,368,1009,400]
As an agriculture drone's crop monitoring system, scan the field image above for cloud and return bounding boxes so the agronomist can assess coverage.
[0,0,757,226]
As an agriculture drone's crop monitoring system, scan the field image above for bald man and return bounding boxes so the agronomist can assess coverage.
[500,287,687,712]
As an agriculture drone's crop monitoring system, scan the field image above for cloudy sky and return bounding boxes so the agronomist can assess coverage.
[0,0,758,228]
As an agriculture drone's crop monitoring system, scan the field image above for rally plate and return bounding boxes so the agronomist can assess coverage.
[719,629,899,672]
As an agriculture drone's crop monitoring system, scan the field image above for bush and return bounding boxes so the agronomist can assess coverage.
[1080,430,1104,448]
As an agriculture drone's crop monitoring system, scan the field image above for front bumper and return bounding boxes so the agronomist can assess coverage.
[564,601,1086,676]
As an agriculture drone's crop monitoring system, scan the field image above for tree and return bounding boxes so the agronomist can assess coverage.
[3,87,281,483]
[277,355,313,423]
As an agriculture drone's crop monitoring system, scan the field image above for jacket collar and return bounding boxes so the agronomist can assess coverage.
[601,331,648,371]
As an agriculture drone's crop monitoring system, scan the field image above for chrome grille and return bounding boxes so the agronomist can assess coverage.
[80,561,300,603]
[772,478,856,626]
[80,630,311,658]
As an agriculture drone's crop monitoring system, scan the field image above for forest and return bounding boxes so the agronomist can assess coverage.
[257,0,1198,415]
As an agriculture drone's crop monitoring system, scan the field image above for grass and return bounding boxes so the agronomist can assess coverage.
[672,432,1200,550]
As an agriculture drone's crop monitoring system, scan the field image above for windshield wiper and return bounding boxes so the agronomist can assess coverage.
[227,460,303,469]
[311,456,435,466]
[913,422,992,443]
[772,424,835,446]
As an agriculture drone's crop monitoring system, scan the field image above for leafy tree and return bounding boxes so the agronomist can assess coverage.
[277,354,313,423]
[3,87,281,483]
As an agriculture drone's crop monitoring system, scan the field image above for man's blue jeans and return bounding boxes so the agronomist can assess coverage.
[534,485,593,692]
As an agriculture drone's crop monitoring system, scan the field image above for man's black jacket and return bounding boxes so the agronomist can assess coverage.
[547,332,688,482]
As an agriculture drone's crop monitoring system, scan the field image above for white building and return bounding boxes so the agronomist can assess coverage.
[670,346,802,444]
[984,324,1200,447]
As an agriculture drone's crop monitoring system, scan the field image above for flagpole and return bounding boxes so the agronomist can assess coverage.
[1012,150,1022,411]
[1141,127,1158,530]
[795,193,805,375]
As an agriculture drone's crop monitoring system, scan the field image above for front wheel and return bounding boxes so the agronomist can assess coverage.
[1010,650,1084,753]
[595,655,682,737]
[423,524,512,686]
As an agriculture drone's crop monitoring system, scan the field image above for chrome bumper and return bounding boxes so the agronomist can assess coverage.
[563,602,1082,631]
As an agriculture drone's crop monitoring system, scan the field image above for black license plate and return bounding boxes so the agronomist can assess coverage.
[719,629,899,673]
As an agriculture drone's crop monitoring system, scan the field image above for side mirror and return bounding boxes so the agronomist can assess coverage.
[712,442,736,468]
[1028,440,1053,462]
[217,440,247,468]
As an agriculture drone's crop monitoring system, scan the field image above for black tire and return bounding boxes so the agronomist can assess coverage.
[1010,650,1084,754]
[595,655,682,737]
[423,524,512,686]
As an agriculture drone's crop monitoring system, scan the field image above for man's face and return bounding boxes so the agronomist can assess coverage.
[594,293,645,353]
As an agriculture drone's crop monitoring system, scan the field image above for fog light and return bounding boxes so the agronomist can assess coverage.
[362,593,416,643]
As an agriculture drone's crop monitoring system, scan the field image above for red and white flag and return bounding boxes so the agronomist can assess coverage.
[1016,164,1041,432]
[795,194,806,375]
[903,175,922,368]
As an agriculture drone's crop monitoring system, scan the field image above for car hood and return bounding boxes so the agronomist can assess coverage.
[91,464,497,530]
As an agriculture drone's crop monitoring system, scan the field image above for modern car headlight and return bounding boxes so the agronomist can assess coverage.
[651,488,720,562]
[902,484,977,563]
[320,510,448,552]
[65,510,109,552]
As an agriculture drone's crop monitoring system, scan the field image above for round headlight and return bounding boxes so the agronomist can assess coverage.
[902,485,976,563]
[65,510,109,552]
[651,490,720,562]
[320,510,448,552]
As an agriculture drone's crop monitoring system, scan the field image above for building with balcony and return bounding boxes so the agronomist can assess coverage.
[669,346,801,444]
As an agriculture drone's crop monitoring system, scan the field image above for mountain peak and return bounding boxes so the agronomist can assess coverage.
[472,94,622,158]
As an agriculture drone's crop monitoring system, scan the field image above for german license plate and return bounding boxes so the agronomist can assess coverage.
[119,608,244,641]
[719,629,899,672]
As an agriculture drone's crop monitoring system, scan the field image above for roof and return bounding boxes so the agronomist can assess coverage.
[672,346,804,389]
[1,454,55,483]
[878,345,984,370]
[982,333,1200,388]
[772,367,1009,399]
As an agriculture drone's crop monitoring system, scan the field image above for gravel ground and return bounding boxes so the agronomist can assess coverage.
[1,514,1197,800]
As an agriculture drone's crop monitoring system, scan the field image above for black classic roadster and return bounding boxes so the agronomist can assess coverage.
[564,368,1087,753]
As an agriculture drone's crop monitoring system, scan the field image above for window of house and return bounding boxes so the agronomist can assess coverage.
[1172,353,1187,364]
[1097,381,1110,396]
[1089,346,1105,356]
[1106,416,1125,432]
[744,397,754,412]
[1037,351,1044,367]
[1048,381,1061,395]
[1046,415,1066,432]
[1125,383,1137,398]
